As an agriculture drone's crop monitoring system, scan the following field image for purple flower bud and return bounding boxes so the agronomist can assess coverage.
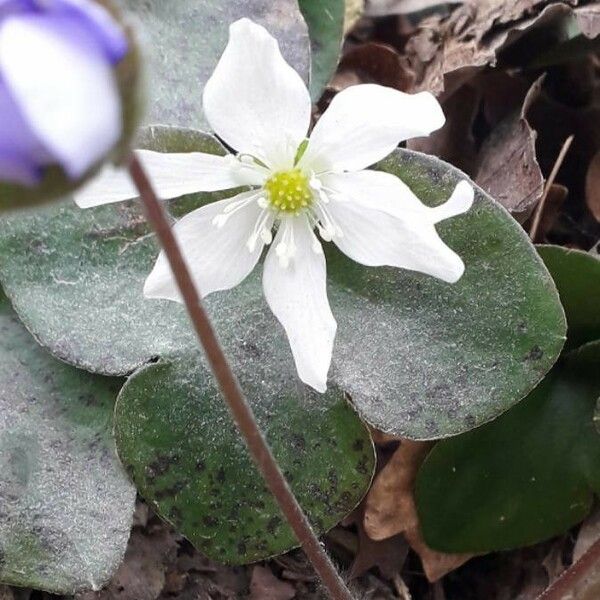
[0,0,128,186]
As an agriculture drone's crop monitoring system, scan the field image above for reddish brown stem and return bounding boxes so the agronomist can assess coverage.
[127,153,354,600]
[536,537,600,600]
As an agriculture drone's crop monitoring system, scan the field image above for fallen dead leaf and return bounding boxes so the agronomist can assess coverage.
[363,440,473,582]
[406,1,598,98]
[364,440,432,541]
[77,527,177,600]
[337,42,416,90]
[475,76,545,221]
[345,0,366,33]
[585,151,600,222]
[365,0,464,16]
[525,183,568,241]
[408,83,479,173]
[249,566,296,600]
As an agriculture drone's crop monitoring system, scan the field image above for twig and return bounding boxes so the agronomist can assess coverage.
[536,536,600,600]
[127,153,354,600]
[529,134,574,242]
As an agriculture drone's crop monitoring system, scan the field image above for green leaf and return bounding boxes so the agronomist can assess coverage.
[0,289,135,593]
[298,0,345,101]
[0,126,565,443]
[537,245,600,351]
[415,342,600,553]
[114,356,374,563]
[120,0,310,127]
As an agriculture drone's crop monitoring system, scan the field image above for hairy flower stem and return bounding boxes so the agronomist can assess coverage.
[536,536,600,600]
[127,153,355,600]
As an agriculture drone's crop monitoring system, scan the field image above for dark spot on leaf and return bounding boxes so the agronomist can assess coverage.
[266,516,282,534]
[216,467,226,483]
[240,341,261,358]
[203,515,218,528]
[352,439,364,452]
[525,345,544,361]
[291,433,306,451]
[146,454,173,479]
[154,481,185,500]
[169,506,183,521]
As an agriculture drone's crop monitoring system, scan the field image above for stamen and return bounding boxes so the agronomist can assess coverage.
[264,169,314,214]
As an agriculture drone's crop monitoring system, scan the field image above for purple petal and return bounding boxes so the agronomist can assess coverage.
[0,75,49,180]
[39,0,128,63]
[0,12,122,179]
[0,0,127,62]
[0,153,41,186]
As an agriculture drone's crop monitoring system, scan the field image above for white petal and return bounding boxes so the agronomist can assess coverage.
[301,85,445,173]
[263,217,336,392]
[144,192,264,301]
[322,172,473,283]
[0,14,121,178]
[203,18,311,170]
[73,149,261,208]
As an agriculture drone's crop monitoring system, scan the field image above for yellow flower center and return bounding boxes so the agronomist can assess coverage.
[264,169,313,213]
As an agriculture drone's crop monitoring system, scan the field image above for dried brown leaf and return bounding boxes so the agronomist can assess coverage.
[351,529,409,579]
[363,440,472,582]
[77,528,177,600]
[249,566,296,600]
[364,440,432,541]
[337,42,416,90]
[475,76,544,221]
[406,1,590,97]
[407,83,479,173]
[365,0,464,17]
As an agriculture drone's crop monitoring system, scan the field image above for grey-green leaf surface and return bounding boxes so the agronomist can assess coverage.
[298,0,345,100]
[0,126,565,442]
[415,341,600,553]
[0,290,135,593]
[115,357,374,563]
[537,245,600,351]
[120,0,310,128]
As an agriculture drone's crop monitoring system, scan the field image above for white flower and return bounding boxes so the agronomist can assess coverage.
[74,18,474,393]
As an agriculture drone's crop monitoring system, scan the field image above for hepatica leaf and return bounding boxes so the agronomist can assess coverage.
[0,289,135,593]
[0,125,565,561]
[0,126,565,438]
[536,245,600,351]
[415,246,600,553]
[120,0,310,127]
[415,342,600,553]
[115,356,374,563]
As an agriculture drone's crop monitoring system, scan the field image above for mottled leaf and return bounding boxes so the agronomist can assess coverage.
[415,341,600,553]
[0,290,135,593]
[0,126,565,440]
[115,357,374,563]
